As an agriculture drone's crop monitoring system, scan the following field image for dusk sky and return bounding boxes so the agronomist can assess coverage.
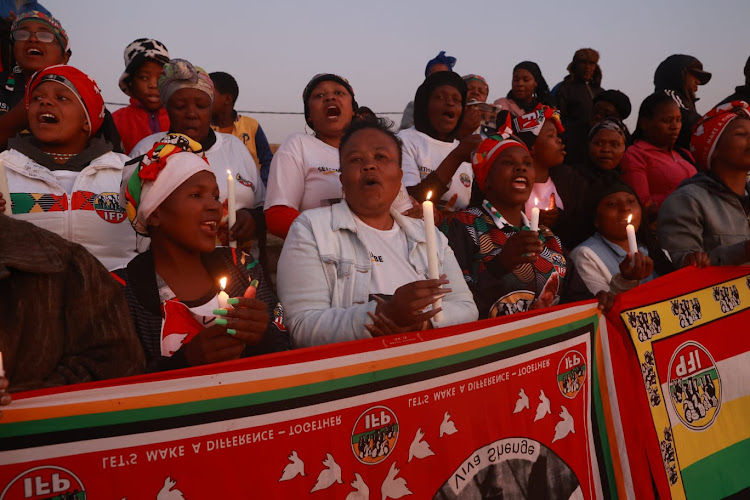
[45,0,749,144]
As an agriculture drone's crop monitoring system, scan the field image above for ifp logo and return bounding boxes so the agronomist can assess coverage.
[1,466,85,499]
[351,406,399,465]
[94,192,127,224]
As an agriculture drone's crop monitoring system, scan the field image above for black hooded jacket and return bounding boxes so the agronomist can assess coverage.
[654,55,705,150]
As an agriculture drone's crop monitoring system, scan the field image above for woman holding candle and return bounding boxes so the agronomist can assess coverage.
[130,59,264,248]
[441,134,589,319]
[114,136,288,372]
[277,118,477,347]
[398,71,482,211]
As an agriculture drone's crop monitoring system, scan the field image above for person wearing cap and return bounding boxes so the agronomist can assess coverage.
[658,101,750,267]
[131,59,265,249]
[553,48,604,165]
[209,71,273,185]
[440,134,592,319]
[398,71,481,211]
[654,54,712,150]
[399,51,457,131]
[0,64,137,270]
[112,38,171,154]
[495,61,555,118]
[0,10,124,152]
[719,55,750,106]
[591,89,632,129]
[115,135,288,371]
[264,73,412,240]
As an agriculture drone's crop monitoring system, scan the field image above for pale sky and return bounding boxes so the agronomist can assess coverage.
[43,0,749,144]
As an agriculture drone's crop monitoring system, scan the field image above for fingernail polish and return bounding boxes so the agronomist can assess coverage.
[215,318,228,326]
[227,329,237,335]
[212,309,228,315]
[227,298,240,305]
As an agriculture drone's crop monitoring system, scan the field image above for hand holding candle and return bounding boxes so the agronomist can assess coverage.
[226,170,237,249]
[529,197,540,232]
[422,191,443,322]
[626,214,638,255]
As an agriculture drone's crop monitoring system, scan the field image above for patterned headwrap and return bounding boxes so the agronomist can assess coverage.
[302,73,357,129]
[121,133,210,235]
[511,104,564,149]
[12,10,69,53]
[158,59,214,107]
[472,134,530,192]
[26,65,105,136]
[462,74,488,87]
[588,117,628,141]
[691,101,750,170]
[119,38,170,95]
[425,51,456,78]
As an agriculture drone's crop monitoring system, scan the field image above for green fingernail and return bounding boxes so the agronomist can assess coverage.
[226,329,237,335]
[213,309,228,315]
[227,298,240,305]
[249,279,259,289]
[215,318,228,326]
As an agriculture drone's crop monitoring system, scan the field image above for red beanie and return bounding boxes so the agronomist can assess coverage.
[26,65,106,136]
[691,100,750,170]
[472,135,529,192]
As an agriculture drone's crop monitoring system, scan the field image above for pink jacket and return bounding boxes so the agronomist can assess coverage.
[621,139,697,209]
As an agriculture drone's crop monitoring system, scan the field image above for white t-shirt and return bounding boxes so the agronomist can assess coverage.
[264,132,412,213]
[526,177,564,218]
[353,215,420,296]
[131,132,265,210]
[398,127,473,210]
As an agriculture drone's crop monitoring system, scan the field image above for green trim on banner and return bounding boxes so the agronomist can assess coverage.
[0,316,598,439]
[681,437,750,500]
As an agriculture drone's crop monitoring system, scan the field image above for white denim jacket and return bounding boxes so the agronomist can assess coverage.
[277,202,478,347]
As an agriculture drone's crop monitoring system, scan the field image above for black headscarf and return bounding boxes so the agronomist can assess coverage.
[507,61,554,112]
[413,71,467,140]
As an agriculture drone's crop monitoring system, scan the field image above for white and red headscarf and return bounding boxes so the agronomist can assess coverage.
[691,100,750,169]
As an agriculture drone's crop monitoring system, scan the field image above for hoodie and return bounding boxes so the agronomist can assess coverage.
[657,172,750,267]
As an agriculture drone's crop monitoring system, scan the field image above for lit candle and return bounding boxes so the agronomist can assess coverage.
[226,170,237,249]
[529,197,540,231]
[218,277,230,309]
[0,351,4,378]
[422,191,443,322]
[626,214,638,255]
[0,159,11,214]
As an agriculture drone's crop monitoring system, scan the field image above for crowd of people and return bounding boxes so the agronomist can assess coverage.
[1,9,749,414]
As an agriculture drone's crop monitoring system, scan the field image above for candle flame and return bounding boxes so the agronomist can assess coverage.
[219,277,227,290]
[534,197,539,206]
[426,191,433,201]
[627,214,633,224]
[227,169,231,175]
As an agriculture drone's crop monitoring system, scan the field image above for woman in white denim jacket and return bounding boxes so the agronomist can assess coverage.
[277,118,478,348]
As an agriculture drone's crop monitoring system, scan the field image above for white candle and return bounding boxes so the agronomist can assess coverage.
[0,351,4,378]
[226,170,237,249]
[422,191,443,322]
[529,197,540,231]
[0,159,11,214]
[626,214,638,255]
[217,277,230,309]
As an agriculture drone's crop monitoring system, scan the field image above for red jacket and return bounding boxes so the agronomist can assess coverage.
[112,98,170,154]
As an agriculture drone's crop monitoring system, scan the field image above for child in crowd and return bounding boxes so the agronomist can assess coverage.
[115,135,289,372]
[210,71,274,186]
[398,71,481,211]
[0,10,123,151]
[621,91,697,222]
[0,65,136,270]
[112,38,171,154]
[659,101,750,266]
